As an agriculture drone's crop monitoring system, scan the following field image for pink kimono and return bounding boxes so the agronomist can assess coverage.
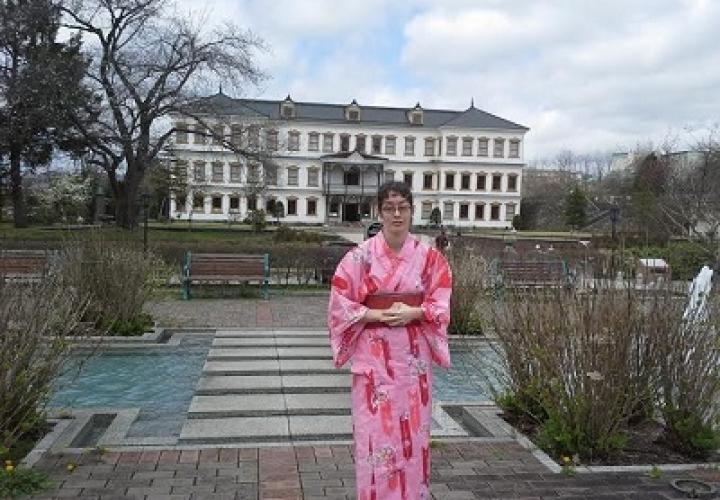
[328,232,452,500]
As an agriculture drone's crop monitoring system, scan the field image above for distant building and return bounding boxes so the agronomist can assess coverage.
[167,94,529,227]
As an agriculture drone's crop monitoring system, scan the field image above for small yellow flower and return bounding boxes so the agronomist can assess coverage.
[562,455,571,464]
[5,465,14,472]
[66,463,76,472]
[4,460,12,466]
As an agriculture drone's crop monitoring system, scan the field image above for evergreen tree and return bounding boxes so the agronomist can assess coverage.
[0,0,90,227]
[565,185,587,229]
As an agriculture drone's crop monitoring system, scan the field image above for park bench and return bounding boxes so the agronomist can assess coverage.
[494,259,571,289]
[0,250,50,282]
[181,252,270,300]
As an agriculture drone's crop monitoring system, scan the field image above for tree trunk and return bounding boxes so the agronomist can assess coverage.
[10,148,28,228]
[114,178,141,229]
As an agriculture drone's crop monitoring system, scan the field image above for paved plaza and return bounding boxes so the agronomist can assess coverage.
[26,296,720,499]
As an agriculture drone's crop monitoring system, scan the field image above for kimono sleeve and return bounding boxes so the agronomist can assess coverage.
[420,247,452,368]
[327,248,370,368]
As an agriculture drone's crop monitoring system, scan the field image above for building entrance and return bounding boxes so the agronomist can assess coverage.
[342,203,360,222]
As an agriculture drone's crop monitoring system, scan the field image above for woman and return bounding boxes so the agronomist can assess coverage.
[328,181,452,500]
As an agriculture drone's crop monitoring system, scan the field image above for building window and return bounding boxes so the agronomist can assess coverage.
[212,124,224,145]
[175,123,188,144]
[459,203,469,220]
[248,126,259,149]
[193,162,206,183]
[490,204,500,221]
[230,125,242,147]
[355,135,366,153]
[385,136,396,155]
[506,203,516,221]
[443,201,454,221]
[404,136,415,156]
[247,164,260,183]
[307,199,317,216]
[329,200,339,216]
[493,138,505,158]
[509,139,520,158]
[287,198,297,216]
[323,133,334,152]
[288,131,300,151]
[492,174,502,191]
[462,137,473,156]
[423,173,433,190]
[287,167,299,186]
[507,174,518,192]
[265,130,278,151]
[348,109,360,121]
[424,138,435,156]
[403,172,413,187]
[446,137,457,156]
[461,173,470,190]
[477,173,487,191]
[340,134,350,152]
[281,103,295,119]
[344,170,359,186]
[175,193,187,212]
[211,162,224,183]
[211,196,222,214]
[307,168,319,187]
[478,137,489,157]
[308,132,319,151]
[370,135,382,154]
[229,196,240,212]
[384,170,394,183]
[421,202,432,220]
[193,194,204,212]
[445,172,455,190]
[265,164,278,186]
[193,123,206,144]
[247,195,257,211]
[230,163,242,183]
[475,203,485,220]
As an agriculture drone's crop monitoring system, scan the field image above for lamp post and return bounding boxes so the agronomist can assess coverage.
[141,192,150,253]
[579,240,590,288]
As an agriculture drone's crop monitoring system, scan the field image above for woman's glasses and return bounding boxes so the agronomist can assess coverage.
[381,204,412,215]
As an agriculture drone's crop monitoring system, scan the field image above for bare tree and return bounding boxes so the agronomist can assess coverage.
[62,0,266,228]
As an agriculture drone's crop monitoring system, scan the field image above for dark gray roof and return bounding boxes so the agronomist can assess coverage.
[187,93,529,131]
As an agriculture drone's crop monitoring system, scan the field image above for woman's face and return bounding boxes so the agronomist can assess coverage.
[379,191,413,237]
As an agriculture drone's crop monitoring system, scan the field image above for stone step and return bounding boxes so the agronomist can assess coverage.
[187,393,351,418]
[206,347,332,361]
[196,374,350,395]
[212,337,329,347]
[203,359,344,375]
[214,329,326,338]
[179,415,352,444]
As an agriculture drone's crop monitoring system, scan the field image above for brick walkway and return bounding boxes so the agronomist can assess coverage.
[29,442,720,499]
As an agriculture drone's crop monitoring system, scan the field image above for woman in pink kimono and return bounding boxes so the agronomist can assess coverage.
[328,181,452,500]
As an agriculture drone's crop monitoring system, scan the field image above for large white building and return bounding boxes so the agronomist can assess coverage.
[168,94,529,228]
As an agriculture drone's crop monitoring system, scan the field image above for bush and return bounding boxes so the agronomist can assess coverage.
[54,231,165,332]
[244,209,266,232]
[0,281,92,457]
[0,465,52,499]
[446,241,490,335]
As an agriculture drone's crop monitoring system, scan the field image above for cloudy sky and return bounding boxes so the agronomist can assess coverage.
[182,0,719,160]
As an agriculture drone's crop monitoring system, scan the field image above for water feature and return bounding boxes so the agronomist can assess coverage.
[49,336,211,437]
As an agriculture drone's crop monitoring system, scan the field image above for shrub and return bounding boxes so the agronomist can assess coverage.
[446,241,490,335]
[0,281,92,458]
[0,465,52,499]
[54,231,165,332]
[489,284,674,459]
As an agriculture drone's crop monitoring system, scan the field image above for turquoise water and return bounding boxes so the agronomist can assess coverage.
[434,344,503,401]
[49,337,211,437]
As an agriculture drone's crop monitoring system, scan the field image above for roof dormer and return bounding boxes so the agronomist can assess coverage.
[408,102,423,125]
[280,95,296,119]
[345,99,361,122]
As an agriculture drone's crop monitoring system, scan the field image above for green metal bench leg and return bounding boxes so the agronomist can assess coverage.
[263,253,270,300]
[182,251,192,300]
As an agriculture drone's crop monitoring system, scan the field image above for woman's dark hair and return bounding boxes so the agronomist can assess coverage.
[377,180,413,207]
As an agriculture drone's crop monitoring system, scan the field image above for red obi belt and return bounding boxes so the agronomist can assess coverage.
[363,292,424,310]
